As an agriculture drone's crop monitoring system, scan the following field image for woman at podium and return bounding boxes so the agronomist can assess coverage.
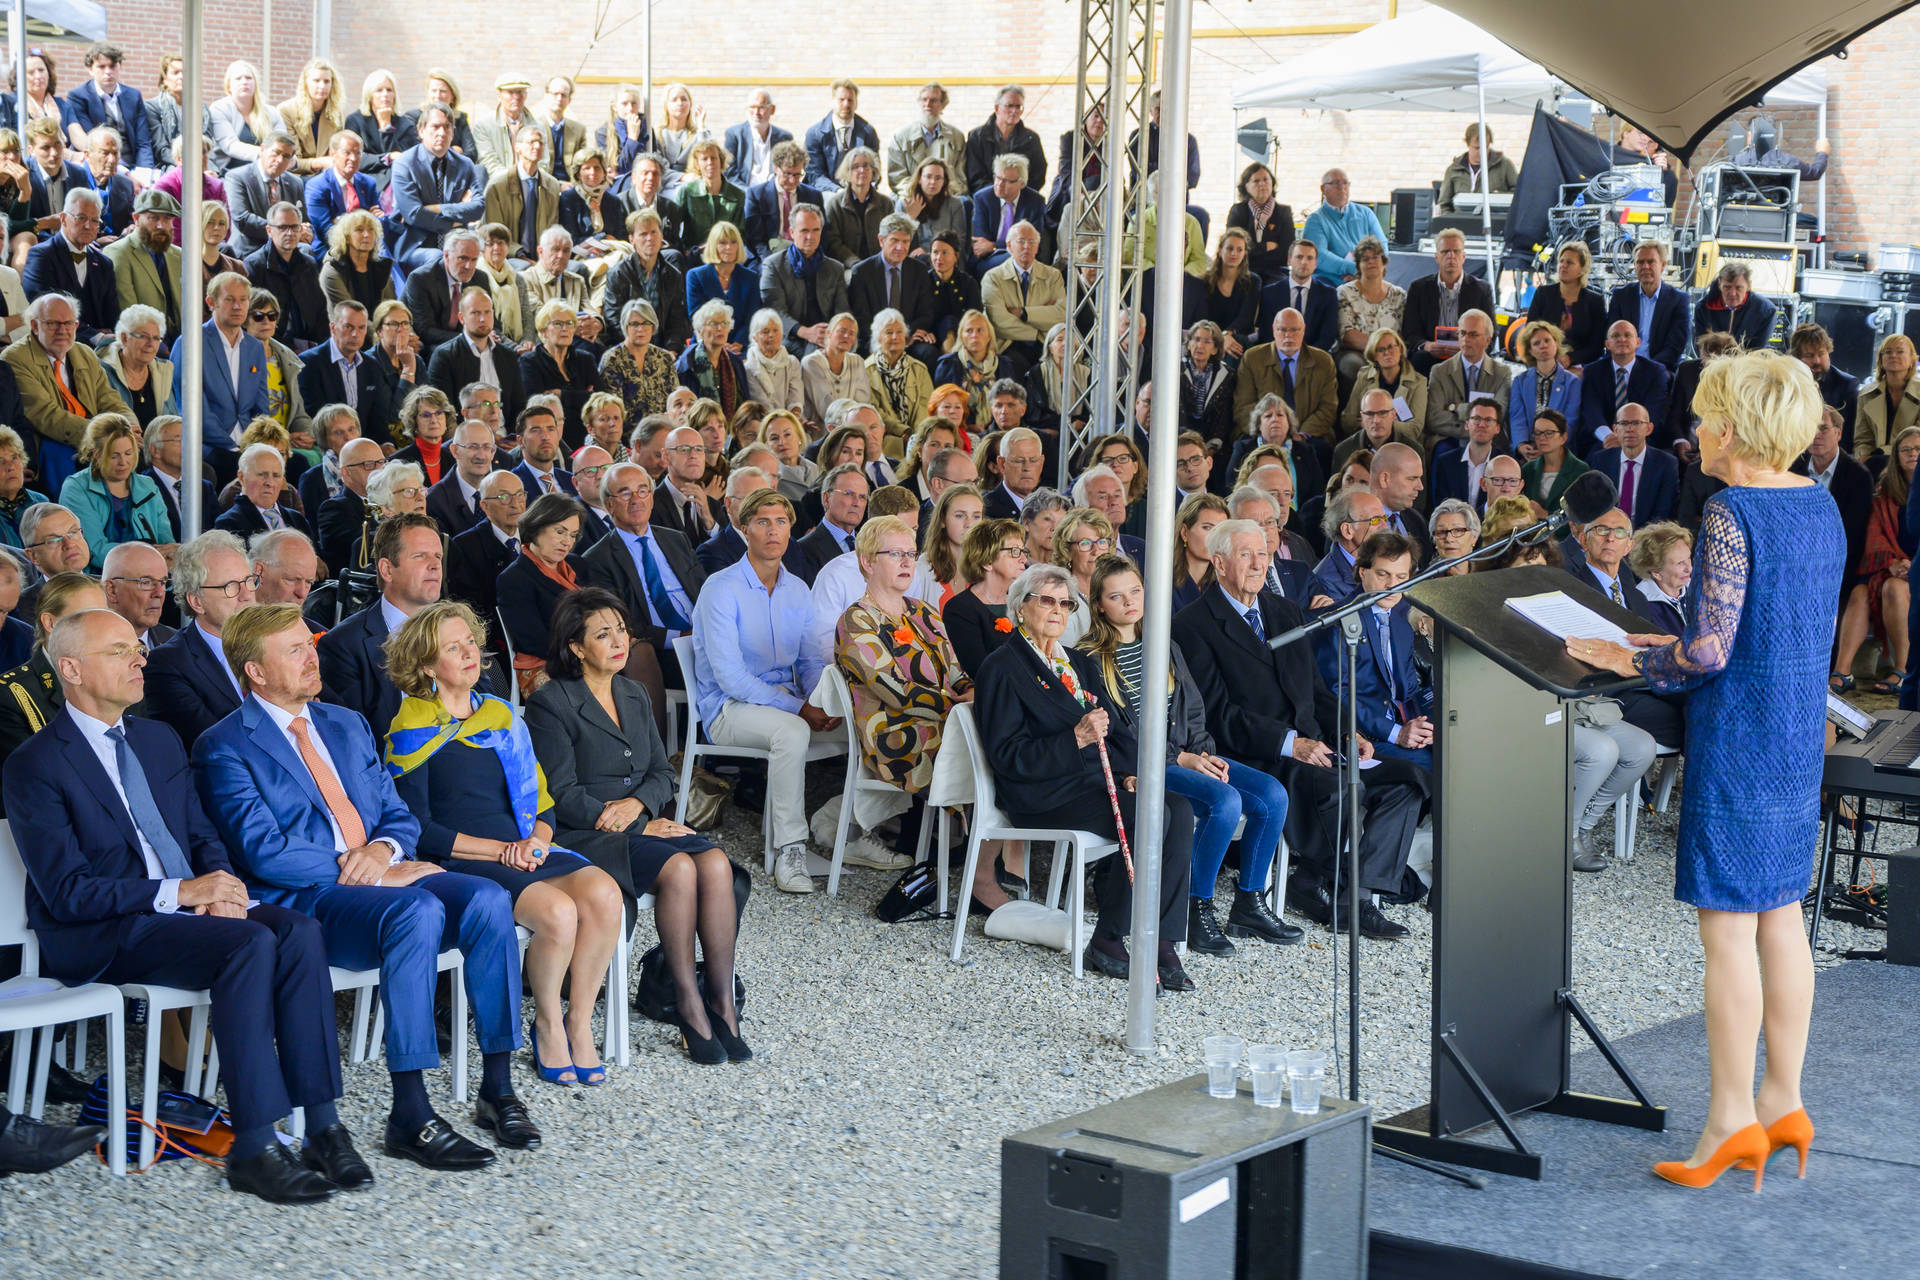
[1571,351,1845,1191]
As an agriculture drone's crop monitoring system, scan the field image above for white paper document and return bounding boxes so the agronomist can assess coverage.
[1506,590,1632,645]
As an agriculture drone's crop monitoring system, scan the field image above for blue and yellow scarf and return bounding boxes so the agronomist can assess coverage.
[386,692,553,840]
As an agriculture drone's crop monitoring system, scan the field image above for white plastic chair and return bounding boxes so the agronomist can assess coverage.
[114,987,219,1170]
[938,705,1119,977]
[669,635,842,868]
[497,609,523,711]
[815,665,932,897]
[0,823,127,1174]
[1614,746,1681,863]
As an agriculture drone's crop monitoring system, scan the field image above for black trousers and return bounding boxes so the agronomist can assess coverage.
[1621,689,1685,751]
[1008,784,1194,944]
[1278,755,1428,895]
[96,904,340,1133]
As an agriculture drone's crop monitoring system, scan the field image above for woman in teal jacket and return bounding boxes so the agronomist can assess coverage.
[57,413,175,571]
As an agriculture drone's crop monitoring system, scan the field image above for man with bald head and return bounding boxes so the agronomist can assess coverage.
[1481,454,1524,512]
[1312,486,1386,603]
[426,419,497,536]
[651,425,726,540]
[444,470,525,635]
[316,437,387,573]
[569,445,614,549]
[1578,319,1671,458]
[1369,442,1430,563]
[1233,308,1339,443]
[103,542,176,650]
[0,572,107,775]
[1248,462,1317,562]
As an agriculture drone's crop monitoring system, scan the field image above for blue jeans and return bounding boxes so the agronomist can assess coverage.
[1165,757,1290,898]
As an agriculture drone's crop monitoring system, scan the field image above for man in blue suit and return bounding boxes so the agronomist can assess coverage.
[390,103,486,280]
[1256,239,1339,353]
[970,155,1048,272]
[1310,487,1385,606]
[1605,243,1691,371]
[172,273,270,488]
[722,91,792,188]
[142,531,255,749]
[5,608,355,1203]
[1576,320,1671,459]
[1588,404,1680,526]
[298,301,396,448]
[194,603,534,1166]
[1429,401,1515,509]
[741,140,824,260]
[60,43,153,168]
[319,514,447,744]
[1315,531,1433,769]
[21,191,119,346]
[304,132,382,250]
[802,82,880,192]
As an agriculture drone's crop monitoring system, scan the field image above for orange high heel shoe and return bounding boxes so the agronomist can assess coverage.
[1653,1124,1771,1191]
[1759,1109,1814,1179]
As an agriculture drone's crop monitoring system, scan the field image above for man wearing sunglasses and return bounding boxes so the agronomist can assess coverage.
[142,530,258,748]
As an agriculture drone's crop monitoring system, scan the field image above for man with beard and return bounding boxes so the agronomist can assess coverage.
[103,190,184,341]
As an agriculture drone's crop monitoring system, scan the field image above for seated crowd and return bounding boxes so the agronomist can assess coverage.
[0,47,1877,1190]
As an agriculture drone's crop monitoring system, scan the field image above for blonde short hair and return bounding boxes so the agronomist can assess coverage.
[854,513,914,559]
[384,600,488,701]
[1691,350,1822,471]
[702,219,745,266]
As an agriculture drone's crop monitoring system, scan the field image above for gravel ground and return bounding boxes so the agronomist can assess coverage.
[0,759,1893,1279]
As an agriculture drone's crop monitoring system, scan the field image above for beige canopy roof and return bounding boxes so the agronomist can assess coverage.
[1431,0,1913,160]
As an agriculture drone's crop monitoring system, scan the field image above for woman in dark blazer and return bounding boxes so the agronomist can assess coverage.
[520,299,601,446]
[1523,241,1608,370]
[941,517,1027,679]
[1224,162,1294,284]
[495,493,587,698]
[524,587,748,1065]
[973,563,1196,987]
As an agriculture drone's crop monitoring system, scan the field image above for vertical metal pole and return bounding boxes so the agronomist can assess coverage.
[1124,0,1194,1055]
[261,0,272,97]
[643,0,653,146]
[1476,74,1495,300]
[1089,0,1132,448]
[11,0,25,139]
[180,0,206,539]
[1816,99,1828,255]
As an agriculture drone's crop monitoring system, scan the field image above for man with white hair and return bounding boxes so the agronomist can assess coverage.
[1228,483,1313,603]
[1312,486,1386,604]
[1423,308,1510,446]
[521,226,600,345]
[970,153,1046,271]
[723,88,792,188]
[101,541,175,650]
[847,213,937,358]
[400,227,484,353]
[21,187,118,345]
[581,460,707,668]
[1247,462,1316,563]
[1300,168,1385,288]
[215,443,311,540]
[251,527,321,614]
[1071,464,1147,563]
[885,81,966,195]
[6,292,132,492]
[142,530,257,746]
[1402,228,1496,374]
[981,221,1065,363]
[984,427,1045,520]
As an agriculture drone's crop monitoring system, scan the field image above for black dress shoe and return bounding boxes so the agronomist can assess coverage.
[0,1109,104,1175]
[1082,938,1130,979]
[383,1115,497,1170]
[43,1061,92,1105]
[300,1123,373,1189]
[474,1094,542,1150]
[1226,888,1305,944]
[1356,901,1409,940]
[1157,948,1195,993]
[706,996,753,1063]
[1186,897,1236,956]
[227,1142,336,1204]
[1285,881,1335,928]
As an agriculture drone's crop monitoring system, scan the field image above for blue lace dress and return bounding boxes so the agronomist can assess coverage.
[1638,484,1846,911]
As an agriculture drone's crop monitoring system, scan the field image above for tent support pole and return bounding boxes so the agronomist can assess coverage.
[1477,72,1495,298]
[11,0,23,140]
[181,0,205,539]
[1816,99,1828,260]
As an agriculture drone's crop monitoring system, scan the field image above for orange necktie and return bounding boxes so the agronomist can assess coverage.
[291,718,369,849]
[51,359,85,417]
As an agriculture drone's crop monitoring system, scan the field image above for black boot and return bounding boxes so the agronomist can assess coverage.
[1185,897,1235,956]
[1226,888,1305,944]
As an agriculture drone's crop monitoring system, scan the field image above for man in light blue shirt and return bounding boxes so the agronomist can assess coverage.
[689,488,841,893]
[1300,168,1385,289]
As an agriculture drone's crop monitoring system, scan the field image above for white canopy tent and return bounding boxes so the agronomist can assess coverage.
[1231,7,1834,275]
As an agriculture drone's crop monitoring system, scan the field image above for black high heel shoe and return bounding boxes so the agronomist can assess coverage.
[704,994,753,1063]
[677,1012,727,1065]
[994,854,1029,900]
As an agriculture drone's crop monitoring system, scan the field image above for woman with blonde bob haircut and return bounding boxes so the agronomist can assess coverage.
[1568,350,1846,1191]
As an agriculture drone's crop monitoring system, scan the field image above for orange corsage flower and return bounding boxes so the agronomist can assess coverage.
[892,626,915,646]
[993,617,1014,633]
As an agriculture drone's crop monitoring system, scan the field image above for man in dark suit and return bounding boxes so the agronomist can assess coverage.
[61,44,153,167]
[1313,531,1434,769]
[21,193,119,346]
[444,470,525,635]
[567,445,615,551]
[1793,323,1860,441]
[790,463,868,585]
[1400,231,1496,375]
[803,83,880,192]
[298,301,397,448]
[1172,521,1425,937]
[140,415,215,543]
[1605,243,1691,371]
[650,424,726,542]
[1255,239,1339,353]
[4,608,358,1202]
[77,127,136,238]
[214,445,313,540]
[595,209,691,356]
[425,419,496,536]
[962,88,1048,195]
[23,132,93,229]
[389,104,486,278]
[512,404,575,499]
[758,207,850,359]
[100,541,176,652]
[142,532,254,748]
[969,155,1048,272]
[313,437,384,572]
[425,287,525,426]
[1567,506,1641,606]
[1692,263,1778,352]
[399,228,483,352]
[195,603,528,1167]
[1576,321,1672,459]
[1795,406,1873,620]
[981,426,1045,522]
[1369,442,1433,565]
[1428,401,1514,510]
[1310,488,1386,605]
[319,514,448,744]
[0,572,103,781]
[741,140,825,259]
[847,218,938,361]
[1589,404,1681,526]
[722,91,793,188]
[226,135,310,258]
[582,460,705,680]
[1225,483,1313,606]
[243,202,329,348]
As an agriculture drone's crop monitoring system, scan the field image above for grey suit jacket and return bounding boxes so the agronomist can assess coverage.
[758,252,850,358]
[226,163,307,255]
[1424,354,1514,445]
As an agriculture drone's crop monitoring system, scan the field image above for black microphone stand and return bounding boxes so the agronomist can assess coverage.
[1265,509,1567,1190]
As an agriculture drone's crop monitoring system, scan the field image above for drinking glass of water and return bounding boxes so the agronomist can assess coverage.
[1247,1044,1288,1108]
[1287,1050,1327,1114]
[1202,1035,1244,1098]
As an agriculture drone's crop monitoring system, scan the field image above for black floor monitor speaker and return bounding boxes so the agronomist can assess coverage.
[1806,299,1880,383]
[1391,188,1432,248]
